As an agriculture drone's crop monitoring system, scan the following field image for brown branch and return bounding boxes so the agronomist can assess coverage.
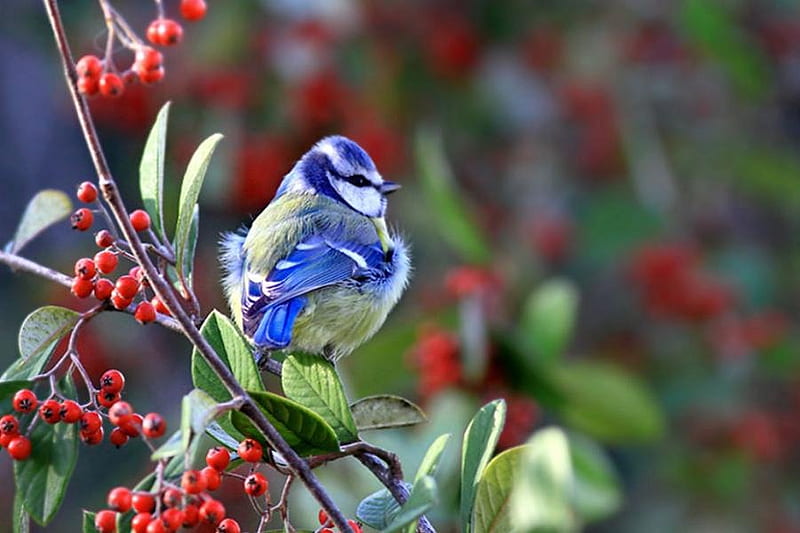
[41,2,353,531]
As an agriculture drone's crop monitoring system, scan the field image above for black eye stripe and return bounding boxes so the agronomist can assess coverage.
[342,173,373,188]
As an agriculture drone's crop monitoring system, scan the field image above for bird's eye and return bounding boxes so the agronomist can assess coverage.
[347,174,371,187]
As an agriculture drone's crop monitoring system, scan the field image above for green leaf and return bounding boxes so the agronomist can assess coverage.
[14,491,30,533]
[282,353,358,443]
[174,133,223,278]
[351,394,427,432]
[82,510,96,533]
[568,432,621,523]
[382,476,438,533]
[14,376,78,525]
[181,205,199,288]
[508,428,575,533]
[181,388,219,451]
[191,310,263,441]
[230,390,339,456]
[150,430,184,461]
[460,399,506,531]
[139,102,171,239]
[415,433,451,483]
[2,306,79,381]
[520,279,578,364]
[205,420,241,450]
[415,128,490,263]
[357,487,407,530]
[8,190,72,254]
[550,362,664,443]
[0,380,32,415]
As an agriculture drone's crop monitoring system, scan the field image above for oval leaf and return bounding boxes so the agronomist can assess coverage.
[415,128,490,263]
[283,353,358,443]
[550,362,665,443]
[82,510,96,533]
[381,476,437,533]
[2,306,79,381]
[357,486,406,530]
[230,390,339,456]
[10,190,72,254]
[460,399,506,530]
[181,388,219,451]
[520,279,578,364]
[351,394,428,432]
[174,133,223,278]
[14,377,78,525]
[508,428,575,533]
[14,491,30,533]
[568,432,621,522]
[139,102,171,239]
[415,433,451,483]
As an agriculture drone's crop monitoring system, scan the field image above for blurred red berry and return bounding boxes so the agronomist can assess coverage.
[0,414,19,435]
[76,55,103,79]
[244,471,268,496]
[99,72,124,98]
[131,512,151,533]
[180,0,207,21]
[410,327,462,399]
[217,518,241,533]
[147,19,183,46]
[97,390,121,408]
[115,275,139,299]
[118,413,143,437]
[134,301,156,324]
[182,504,200,527]
[107,486,132,512]
[199,499,225,525]
[59,400,83,423]
[108,401,133,426]
[75,258,96,280]
[12,389,37,414]
[77,181,98,203]
[129,209,151,232]
[39,398,61,424]
[206,446,231,471]
[94,278,114,300]
[160,507,183,530]
[71,276,94,298]
[94,509,117,533]
[77,76,100,97]
[7,436,31,460]
[80,411,102,433]
[181,469,207,494]
[71,207,94,231]
[101,369,126,394]
[80,426,104,445]
[95,229,114,248]
[110,427,129,448]
[132,492,156,514]
[444,266,496,298]
[201,465,221,491]
[237,437,263,462]
[142,412,166,438]
[94,250,118,274]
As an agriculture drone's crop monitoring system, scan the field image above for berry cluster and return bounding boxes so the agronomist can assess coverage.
[316,509,363,533]
[75,0,207,99]
[93,445,240,533]
[70,182,170,319]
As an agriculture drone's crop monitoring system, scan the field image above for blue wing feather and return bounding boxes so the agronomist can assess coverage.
[242,234,386,349]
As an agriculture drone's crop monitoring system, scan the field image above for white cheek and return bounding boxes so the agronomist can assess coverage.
[334,181,383,217]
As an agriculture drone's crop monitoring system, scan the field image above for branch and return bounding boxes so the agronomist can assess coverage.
[41,2,353,531]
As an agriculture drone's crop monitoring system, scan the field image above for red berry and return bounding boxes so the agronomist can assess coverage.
[201,466,221,491]
[181,469,207,494]
[320,529,334,533]
[318,509,332,526]
[99,72,124,98]
[162,487,182,508]
[216,518,241,533]
[198,499,225,525]
[71,207,94,231]
[142,412,166,438]
[122,69,138,85]
[147,19,183,46]
[129,210,151,232]
[97,390,121,408]
[71,276,94,298]
[132,512,152,533]
[0,433,13,447]
[132,492,156,514]
[0,414,19,435]
[77,76,99,97]
[100,369,126,393]
[12,389,37,414]
[115,275,140,299]
[206,446,231,471]
[237,438,263,463]
[146,518,166,533]
[109,427,129,447]
[180,0,207,21]
[59,399,83,423]
[108,401,133,426]
[135,47,162,71]
[134,301,156,324]
[244,471,268,497]
[94,509,117,533]
[110,290,132,310]
[139,66,165,85]
[94,278,114,300]
[151,296,170,316]
[182,504,200,527]
[7,436,31,460]
[75,257,97,280]
[348,519,363,533]
[94,250,119,274]
[80,426,104,445]
[118,413,143,437]
[95,229,114,248]
[80,411,103,433]
[76,55,103,79]
[39,398,61,424]
[107,486,133,512]
[77,181,98,203]
[160,507,183,530]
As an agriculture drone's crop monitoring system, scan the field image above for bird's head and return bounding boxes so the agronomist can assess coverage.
[276,135,400,219]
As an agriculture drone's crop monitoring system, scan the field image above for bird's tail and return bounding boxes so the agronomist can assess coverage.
[218,228,247,306]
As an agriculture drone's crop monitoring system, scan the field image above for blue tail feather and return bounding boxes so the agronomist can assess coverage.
[253,297,306,349]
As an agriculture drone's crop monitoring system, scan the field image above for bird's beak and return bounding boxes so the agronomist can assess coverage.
[370,217,393,255]
[379,181,401,195]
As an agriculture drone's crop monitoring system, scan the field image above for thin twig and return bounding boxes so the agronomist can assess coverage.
[0,250,72,287]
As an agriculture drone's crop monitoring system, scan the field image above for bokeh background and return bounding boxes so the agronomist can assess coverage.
[3,0,800,531]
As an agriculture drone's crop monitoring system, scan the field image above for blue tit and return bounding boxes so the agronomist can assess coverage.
[220,135,410,361]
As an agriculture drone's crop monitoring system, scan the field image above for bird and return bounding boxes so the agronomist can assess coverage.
[220,135,410,362]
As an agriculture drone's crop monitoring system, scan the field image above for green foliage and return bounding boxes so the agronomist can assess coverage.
[14,377,78,526]
[7,190,72,254]
[231,389,340,456]
[520,279,579,364]
[351,394,427,431]
[381,476,438,533]
[460,399,506,531]
[174,132,223,279]
[414,433,451,482]
[567,432,621,522]
[357,485,409,530]
[139,101,170,239]
[2,306,79,381]
[81,511,95,533]
[282,353,358,443]
[473,445,530,533]
[13,492,29,533]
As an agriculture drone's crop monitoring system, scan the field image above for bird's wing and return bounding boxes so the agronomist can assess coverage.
[241,234,385,348]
